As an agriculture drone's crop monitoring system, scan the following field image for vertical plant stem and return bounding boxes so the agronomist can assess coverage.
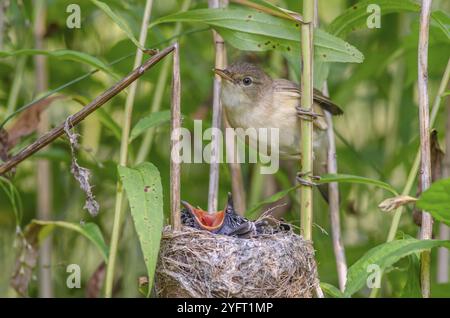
[417,0,433,299]
[224,115,247,214]
[104,0,153,298]
[437,224,450,282]
[324,85,347,292]
[220,11,246,215]
[207,0,225,212]
[171,43,181,231]
[313,1,347,292]
[300,0,314,240]
[437,84,450,283]
[34,0,53,298]
[6,56,27,116]
[248,163,264,209]
[135,0,191,164]
[0,2,4,51]
[207,0,226,212]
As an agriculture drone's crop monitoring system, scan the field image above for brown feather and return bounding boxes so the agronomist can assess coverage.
[272,79,343,116]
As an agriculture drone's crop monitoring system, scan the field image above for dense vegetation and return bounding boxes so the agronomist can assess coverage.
[0,0,449,298]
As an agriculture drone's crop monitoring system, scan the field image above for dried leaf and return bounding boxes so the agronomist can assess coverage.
[86,262,106,298]
[138,276,149,296]
[0,128,9,162]
[7,95,65,149]
[378,195,418,212]
[430,129,444,182]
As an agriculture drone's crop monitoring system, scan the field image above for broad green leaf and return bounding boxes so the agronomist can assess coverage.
[328,0,420,37]
[320,282,345,298]
[431,10,450,41]
[151,8,364,63]
[130,110,171,142]
[0,49,114,75]
[313,60,330,90]
[345,238,450,297]
[417,178,450,226]
[118,162,164,297]
[91,0,144,50]
[318,174,398,196]
[32,220,109,262]
[442,90,450,97]
[246,184,301,218]
[400,254,421,298]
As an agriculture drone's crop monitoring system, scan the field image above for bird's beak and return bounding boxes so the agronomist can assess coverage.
[181,200,225,231]
[224,192,235,214]
[213,68,234,83]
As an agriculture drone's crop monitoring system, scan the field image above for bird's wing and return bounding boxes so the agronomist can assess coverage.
[272,79,326,130]
[273,79,344,116]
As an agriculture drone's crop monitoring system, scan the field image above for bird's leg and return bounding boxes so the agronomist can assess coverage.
[296,171,320,187]
[296,106,323,121]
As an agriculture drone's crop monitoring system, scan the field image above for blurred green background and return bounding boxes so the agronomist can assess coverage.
[0,0,449,297]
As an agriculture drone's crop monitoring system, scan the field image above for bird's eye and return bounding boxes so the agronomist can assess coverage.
[242,77,252,86]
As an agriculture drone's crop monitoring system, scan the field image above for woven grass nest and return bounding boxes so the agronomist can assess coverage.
[155,222,319,298]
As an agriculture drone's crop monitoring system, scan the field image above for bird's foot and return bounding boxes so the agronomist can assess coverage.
[296,107,323,121]
[296,172,320,187]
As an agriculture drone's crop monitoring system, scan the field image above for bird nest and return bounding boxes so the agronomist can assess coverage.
[155,225,318,298]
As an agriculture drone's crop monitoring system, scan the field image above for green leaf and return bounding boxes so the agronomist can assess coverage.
[400,254,421,298]
[118,162,164,297]
[417,178,450,226]
[328,0,420,37]
[0,49,114,75]
[344,238,450,297]
[130,110,171,142]
[320,282,346,298]
[318,174,398,195]
[151,8,364,63]
[246,184,301,218]
[442,90,450,97]
[90,0,144,50]
[0,176,23,226]
[431,10,450,41]
[32,220,109,262]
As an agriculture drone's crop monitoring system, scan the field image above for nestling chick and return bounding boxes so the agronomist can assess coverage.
[181,193,291,238]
